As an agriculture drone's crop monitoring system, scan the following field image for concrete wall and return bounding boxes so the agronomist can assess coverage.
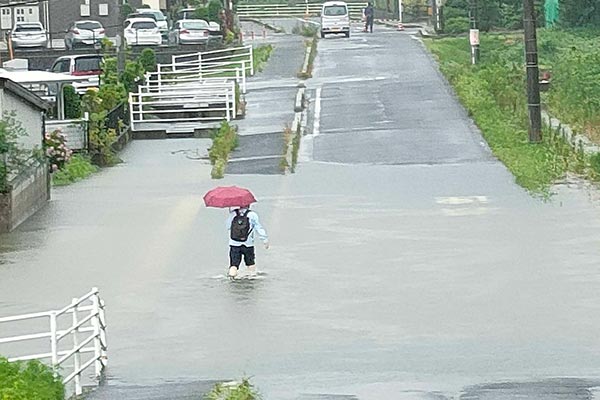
[0,88,44,151]
[0,162,49,233]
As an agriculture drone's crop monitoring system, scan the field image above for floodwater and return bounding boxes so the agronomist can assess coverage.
[2,23,600,400]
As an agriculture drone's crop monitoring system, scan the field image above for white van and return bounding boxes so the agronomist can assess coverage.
[320,1,350,38]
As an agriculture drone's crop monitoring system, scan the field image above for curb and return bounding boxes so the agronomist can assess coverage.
[300,45,311,76]
[542,111,600,155]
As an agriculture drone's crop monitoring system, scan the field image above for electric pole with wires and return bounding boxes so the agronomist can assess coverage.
[523,0,542,142]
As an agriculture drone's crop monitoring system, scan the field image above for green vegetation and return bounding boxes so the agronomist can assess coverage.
[292,22,318,37]
[209,121,238,179]
[52,154,98,186]
[205,378,260,400]
[0,357,64,400]
[63,85,82,119]
[0,114,40,193]
[252,44,274,73]
[298,36,317,79]
[425,32,600,193]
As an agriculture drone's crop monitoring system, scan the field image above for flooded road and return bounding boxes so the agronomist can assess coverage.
[2,24,600,400]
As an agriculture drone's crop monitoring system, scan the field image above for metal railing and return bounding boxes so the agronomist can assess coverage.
[129,81,236,130]
[0,288,108,396]
[236,2,367,19]
[171,45,254,76]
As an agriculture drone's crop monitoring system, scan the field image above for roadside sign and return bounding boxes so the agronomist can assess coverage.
[469,29,479,46]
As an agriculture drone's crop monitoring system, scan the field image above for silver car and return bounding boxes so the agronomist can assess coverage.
[64,20,106,50]
[10,22,47,48]
[168,19,210,45]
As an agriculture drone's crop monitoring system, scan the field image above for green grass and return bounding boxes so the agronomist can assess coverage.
[209,121,238,179]
[425,34,588,194]
[0,357,64,400]
[252,44,274,73]
[52,154,98,186]
[204,378,260,400]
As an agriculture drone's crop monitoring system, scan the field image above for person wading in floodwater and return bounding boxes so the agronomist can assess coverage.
[226,204,269,278]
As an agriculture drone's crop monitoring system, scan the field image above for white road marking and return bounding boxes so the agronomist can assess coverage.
[313,87,322,137]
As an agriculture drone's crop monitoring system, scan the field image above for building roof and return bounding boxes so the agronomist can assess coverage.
[0,77,50,111]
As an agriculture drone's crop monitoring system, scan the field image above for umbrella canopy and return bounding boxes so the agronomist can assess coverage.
[203,186,257,208]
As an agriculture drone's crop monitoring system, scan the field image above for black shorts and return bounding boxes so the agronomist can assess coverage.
[229,245,255,267]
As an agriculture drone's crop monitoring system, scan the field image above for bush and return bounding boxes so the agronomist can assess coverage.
[44,129,73,172]
[0,357,64,400]
[205,378,260,400]
[209,121,238,178]
[0,113,39,193]
[443,17,470,34]
[63,85,82,119]
[252,44,274,73]
[52,154,98,186]
[138,48,157,73]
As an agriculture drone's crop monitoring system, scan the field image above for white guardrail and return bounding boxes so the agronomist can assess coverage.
[129,81,237,129]
[0,288,107,396]
[236,2,367,18]
[130,46,252,132]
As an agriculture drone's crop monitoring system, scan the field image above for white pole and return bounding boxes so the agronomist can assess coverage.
[91,293,102,378]
[398,0,403,23]
[71,298,82,396]
[49,312,58,368]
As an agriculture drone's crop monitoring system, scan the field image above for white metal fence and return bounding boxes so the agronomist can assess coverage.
[0,288,108,396]
[129,81,237,131]
[237,2,367,19]
[130,46,252,132]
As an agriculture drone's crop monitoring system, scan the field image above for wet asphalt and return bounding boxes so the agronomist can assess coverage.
[2,20,600,400]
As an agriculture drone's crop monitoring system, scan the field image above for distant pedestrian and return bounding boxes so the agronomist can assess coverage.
[364,2,374,33]
[226,205,269,278]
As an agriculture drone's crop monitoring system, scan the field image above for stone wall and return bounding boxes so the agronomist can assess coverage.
[0,163,50,233]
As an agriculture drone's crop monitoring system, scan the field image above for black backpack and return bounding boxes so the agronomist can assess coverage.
[230,209,252,241]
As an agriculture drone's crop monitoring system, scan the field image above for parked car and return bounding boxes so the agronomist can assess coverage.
[124,18,162,46]
[64,20,106,50]
[10,22,47,49]
[320,1,350,38]
[168,19,211,45]
[50,54,103,94]
[135,8,169,37]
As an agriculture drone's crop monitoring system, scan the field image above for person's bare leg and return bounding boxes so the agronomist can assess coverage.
[228,266,238,277]
[248,265,257,276]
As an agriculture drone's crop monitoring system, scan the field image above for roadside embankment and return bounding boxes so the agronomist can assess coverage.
[425,31,600,194]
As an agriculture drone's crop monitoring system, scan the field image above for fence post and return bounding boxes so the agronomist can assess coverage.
[49,311,58,369]
[241,62,247,94]
[231,81,237,119]
[225,90,231,122]
[249,46,254,76]
[91,290,103,378]
[99,299,108,368]
[71,298,82,395]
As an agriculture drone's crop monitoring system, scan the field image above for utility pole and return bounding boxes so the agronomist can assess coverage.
[523,0,542,143]
[468,0,479,64]
[117,0,126,73]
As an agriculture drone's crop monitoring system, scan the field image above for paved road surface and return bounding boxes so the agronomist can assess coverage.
[2,23,600,400]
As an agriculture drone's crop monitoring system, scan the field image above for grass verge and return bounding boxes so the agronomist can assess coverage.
[253,44,274,73]
[425,34,599,194]
[298,36,318,79]
[52,154,99,186]
[209,121,238,179]
[0,357,64,400]
[205,378,260,400]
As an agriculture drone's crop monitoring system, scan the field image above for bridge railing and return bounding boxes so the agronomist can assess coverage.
[0,288,108,397]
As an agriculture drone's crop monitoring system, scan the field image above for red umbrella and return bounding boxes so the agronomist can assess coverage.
[203,186,257,208]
